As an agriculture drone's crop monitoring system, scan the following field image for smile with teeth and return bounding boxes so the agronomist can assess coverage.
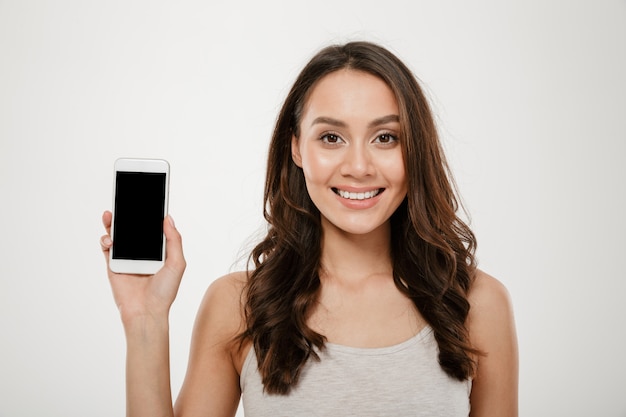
[333,188,383,200]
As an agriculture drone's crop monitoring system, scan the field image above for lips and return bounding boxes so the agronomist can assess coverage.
[332,188,384,200]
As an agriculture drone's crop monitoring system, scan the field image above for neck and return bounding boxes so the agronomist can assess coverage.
[319,219,394,284]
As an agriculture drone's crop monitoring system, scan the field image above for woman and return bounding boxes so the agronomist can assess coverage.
[101,41,518,416]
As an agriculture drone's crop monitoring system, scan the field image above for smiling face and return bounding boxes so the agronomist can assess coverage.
[291,69,407,237]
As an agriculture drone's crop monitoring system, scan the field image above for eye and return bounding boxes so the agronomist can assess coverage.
[374,133,398,144]
[320,133,344,144]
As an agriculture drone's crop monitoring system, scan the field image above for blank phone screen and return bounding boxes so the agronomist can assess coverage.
[112,171,166,261]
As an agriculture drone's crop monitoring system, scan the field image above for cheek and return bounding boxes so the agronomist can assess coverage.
[393,164,407,188]
[381,154,407,186]
[301,150,335,185]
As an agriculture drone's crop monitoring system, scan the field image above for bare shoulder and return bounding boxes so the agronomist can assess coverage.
[195,271,248,339]
[467,269,519,416]
[468,270,514,320]
[203,271,248,305]
[174,271,250,416]
[467,269,516,350]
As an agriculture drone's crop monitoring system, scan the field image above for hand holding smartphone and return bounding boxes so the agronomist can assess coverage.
[109,158,170,275]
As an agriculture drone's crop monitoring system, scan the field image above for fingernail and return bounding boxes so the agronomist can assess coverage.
[168,215,175,228]
[103,236,112,246]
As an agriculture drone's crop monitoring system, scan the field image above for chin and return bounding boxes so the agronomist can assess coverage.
[323,217,390,237]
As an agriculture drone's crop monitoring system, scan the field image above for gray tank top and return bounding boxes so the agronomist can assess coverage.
[240,326,471,416]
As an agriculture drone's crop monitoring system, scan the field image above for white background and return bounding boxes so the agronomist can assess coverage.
[1,1,625,416]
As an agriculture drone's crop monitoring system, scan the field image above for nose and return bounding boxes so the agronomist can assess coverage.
[340,142,374,178]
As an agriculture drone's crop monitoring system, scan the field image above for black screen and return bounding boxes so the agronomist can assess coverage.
[112,171,166,261]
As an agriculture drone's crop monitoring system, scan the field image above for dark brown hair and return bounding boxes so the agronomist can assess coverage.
[241,41,478,394]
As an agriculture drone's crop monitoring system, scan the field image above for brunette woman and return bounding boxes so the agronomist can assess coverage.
[100,41,518,417]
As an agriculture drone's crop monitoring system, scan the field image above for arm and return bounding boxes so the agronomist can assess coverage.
[101,211,187,417]
[467,270,519,417]
[174,273,248,416]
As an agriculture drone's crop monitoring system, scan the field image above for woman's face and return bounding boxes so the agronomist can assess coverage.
[292,69,407,237]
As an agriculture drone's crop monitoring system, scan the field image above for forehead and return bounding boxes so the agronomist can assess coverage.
[300,69,399,123]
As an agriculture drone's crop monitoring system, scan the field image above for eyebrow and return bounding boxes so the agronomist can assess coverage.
[310,114,400,128]
[310,116,347,128]
[368,114,400,127]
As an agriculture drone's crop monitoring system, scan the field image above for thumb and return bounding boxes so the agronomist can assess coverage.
[163,215,186,274]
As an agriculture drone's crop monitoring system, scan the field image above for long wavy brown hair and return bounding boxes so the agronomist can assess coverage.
[241,41,478,395]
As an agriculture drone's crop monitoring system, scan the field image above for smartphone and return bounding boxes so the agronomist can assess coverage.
[109,158,170,274]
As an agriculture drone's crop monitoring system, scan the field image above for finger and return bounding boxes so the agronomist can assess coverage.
[100,234,113,265]
[163,215,186,274]
[102,210,112,235]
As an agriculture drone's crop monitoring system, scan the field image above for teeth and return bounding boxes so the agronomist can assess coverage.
[336,189,381,200]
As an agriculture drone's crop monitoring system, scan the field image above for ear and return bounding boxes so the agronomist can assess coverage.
[291,134,303,167]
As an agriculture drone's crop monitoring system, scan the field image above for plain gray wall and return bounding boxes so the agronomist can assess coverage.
[1,1,625,416]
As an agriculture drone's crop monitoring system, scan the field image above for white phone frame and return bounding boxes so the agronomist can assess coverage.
[109,158,170,275]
